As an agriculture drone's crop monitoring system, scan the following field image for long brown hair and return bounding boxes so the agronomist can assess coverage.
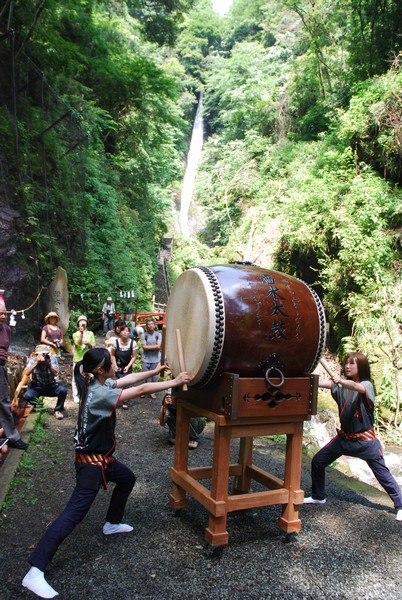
[343,352,371,382]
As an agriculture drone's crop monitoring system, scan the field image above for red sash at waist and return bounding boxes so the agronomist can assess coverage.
[75,451,115,468]
[75,452,115,488]
[337,428,375,442]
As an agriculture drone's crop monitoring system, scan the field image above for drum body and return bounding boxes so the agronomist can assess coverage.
[165,264,326,388]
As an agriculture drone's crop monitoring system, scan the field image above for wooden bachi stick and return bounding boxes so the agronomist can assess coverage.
[160,325,166,365]
[175,328,188,391]
[158,325,167,382]
[319,357,341,386]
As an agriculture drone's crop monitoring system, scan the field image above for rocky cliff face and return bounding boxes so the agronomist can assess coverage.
[0,171,38,337]
[0,199,28,303]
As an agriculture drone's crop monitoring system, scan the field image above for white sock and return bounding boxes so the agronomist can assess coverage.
[102,521,133,535]
[396,509,402,521]
[22,566,59,598]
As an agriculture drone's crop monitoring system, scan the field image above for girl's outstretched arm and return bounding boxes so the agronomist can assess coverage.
[319,372,342,388]
[119,371,191,403]
[114,363,165,388]
[318,378,333,389]
[319,376,366,393]
[332,378,366,393]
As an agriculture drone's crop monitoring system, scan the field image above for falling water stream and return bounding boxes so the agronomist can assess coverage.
[179,93,204,237]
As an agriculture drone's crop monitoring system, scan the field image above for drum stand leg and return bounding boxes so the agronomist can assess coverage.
[233,437,253,494]
[204,423,231,547]
[278,422,304,534]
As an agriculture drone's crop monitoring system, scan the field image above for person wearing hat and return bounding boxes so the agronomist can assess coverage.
[102,297,116,336]
[72,316,95,402]
[23,344,68,420]
[40,312,63,355]
[0,301,28,449]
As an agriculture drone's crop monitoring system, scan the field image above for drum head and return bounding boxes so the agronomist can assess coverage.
[165,268,224,386]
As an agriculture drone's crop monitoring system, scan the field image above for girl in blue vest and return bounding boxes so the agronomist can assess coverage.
[304,351,402,523]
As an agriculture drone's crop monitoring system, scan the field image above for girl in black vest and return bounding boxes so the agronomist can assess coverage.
[22,348,190,599]
[112,325,139,409]
[111,325,138,379]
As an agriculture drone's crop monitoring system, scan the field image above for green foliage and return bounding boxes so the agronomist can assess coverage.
[336,65,402,183]
[168,236,214,283]
[183,0,402,429]
[222,0,267,45]
[347,0,402,79]
[2,0,190,322]
[128,0,195,46]
[203,40,290,139]
[196,137,266,250]
[176,0,222,80]
[269,142,401,423]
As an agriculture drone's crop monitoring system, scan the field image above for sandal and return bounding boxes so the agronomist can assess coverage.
[122,403,129,410]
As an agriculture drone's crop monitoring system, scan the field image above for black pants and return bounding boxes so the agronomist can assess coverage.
[311,436,402,509]
[24,383,67,412]
[28,459,136,571]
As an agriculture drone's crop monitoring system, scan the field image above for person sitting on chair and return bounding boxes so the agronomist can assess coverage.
[160,391,206,449]
[23,345,67,420]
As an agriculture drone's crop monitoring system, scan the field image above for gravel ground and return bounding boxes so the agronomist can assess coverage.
[0,390,401,600]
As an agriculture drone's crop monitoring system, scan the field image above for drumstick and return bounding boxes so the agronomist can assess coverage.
[160,325,166,365]
[158,325,167,382]
[175,328,188,391]
[319,357,341,386]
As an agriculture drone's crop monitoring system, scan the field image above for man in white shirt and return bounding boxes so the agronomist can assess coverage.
[102,297,116,336]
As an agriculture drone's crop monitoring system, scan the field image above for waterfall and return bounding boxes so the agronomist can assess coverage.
[179,93,204,238]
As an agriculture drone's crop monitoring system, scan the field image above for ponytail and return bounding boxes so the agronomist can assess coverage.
[73,348,112,404]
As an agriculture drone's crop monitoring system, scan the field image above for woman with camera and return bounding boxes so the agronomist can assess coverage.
[72,315,95,403]
[40,312,63,356]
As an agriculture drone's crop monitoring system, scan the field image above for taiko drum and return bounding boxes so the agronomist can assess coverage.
[165,264,326,388]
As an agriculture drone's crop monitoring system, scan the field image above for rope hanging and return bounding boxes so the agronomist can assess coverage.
[4,286,45,316]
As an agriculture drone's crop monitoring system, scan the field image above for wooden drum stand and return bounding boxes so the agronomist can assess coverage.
[169,373,318,548]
